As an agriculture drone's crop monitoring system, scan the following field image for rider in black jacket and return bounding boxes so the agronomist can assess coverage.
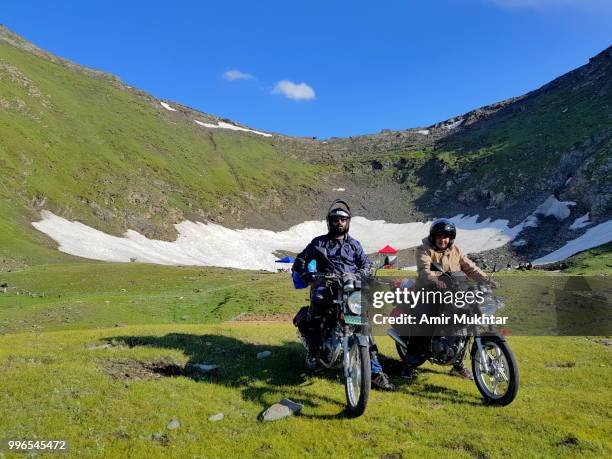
[292,200,395,391]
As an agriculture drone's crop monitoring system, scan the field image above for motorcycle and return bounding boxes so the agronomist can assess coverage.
[293,249,371,416]
[387,263,519,406]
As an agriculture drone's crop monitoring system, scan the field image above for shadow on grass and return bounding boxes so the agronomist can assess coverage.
[105,333,348,420]
[376,354,484,406]
[407,383,483,407]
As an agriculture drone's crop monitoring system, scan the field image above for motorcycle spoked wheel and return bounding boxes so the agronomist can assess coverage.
[471,337,519,406]
[344,338,371,417]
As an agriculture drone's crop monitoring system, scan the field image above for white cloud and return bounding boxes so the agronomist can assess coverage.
[484,0,612,13]
[223,70,254,81]
[272,80,316,101]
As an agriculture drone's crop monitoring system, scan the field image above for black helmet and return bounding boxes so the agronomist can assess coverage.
[326,199,351,234]
[428,218,456,249]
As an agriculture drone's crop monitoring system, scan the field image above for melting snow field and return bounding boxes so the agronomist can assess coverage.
[532,220,612,265]
[33,212,524,271]
[31,208,612,271]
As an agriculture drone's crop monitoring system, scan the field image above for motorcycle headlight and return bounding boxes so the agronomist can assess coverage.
[347,291,362,315]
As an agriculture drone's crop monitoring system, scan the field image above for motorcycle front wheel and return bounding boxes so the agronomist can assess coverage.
[344,338,370,417]
[471,337,519,406]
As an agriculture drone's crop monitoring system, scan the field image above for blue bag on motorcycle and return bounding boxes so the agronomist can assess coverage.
[292,260,317,289]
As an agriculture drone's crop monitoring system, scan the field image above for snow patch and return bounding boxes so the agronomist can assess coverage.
[160,102,177,112]
[532,220,612,265]
[533,195,575,221]
[512,195,577,234]
[416,129,430,135]
[332,188,346,192]
[522,215,539,228]
[32,212,524,272]
[444,119,464,130]
[569,213,592,230]
[194,119,272,137]
[512,239,527,247]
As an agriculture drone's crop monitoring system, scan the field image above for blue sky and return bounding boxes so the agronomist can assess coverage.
[2,0,611,138]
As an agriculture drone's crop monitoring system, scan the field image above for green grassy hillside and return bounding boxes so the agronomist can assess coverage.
[0,35,328,266]
[564,243,612,274]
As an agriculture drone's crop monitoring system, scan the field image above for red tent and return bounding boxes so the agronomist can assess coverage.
[378,245,398,254]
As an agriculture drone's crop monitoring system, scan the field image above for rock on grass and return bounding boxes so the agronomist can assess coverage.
[193,363,219,373]
[167,418,180,430]
[260,398,302,421]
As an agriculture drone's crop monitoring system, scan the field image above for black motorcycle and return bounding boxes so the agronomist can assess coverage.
[387,263,519,406]
[294,267,371,416]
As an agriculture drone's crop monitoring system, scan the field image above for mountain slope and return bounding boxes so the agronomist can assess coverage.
[0,24,610,268]
[0,25,329,241]
[431,46,611,218]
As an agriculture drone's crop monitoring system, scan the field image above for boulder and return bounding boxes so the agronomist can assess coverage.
[260,398,302,421]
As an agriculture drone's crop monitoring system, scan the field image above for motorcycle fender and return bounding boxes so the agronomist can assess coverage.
[473,337,490,373]
[343,334,368,380]
[343,336,351,379]
[493,333,507,343]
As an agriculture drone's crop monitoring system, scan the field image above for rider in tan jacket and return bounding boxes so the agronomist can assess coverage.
[403,219,488,381]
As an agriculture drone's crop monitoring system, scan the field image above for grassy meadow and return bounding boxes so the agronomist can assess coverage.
[0,259,610,458]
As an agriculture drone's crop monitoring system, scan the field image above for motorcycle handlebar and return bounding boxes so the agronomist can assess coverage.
[310,273,343,281]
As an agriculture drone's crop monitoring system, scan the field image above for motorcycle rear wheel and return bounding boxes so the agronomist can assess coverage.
[345,339,370,417]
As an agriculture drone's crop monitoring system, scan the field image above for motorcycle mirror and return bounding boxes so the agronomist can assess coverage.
[430,262,444,272]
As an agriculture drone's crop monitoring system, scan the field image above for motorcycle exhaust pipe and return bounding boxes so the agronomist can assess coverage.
[387,328,407,349]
